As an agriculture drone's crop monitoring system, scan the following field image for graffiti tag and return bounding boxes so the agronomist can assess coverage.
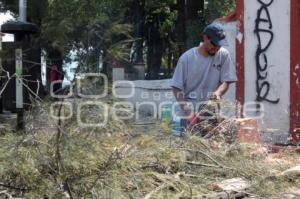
[254,0,280,104]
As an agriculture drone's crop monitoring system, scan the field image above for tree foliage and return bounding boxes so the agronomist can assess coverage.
[143,0,178,79]
[41,0,133,73]
[0,0,235,78]
[0,0,48,30]
[204,0,235,23]
[1,0,133,75]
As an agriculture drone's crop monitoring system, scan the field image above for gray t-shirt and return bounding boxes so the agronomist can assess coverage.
[171,45,237,104]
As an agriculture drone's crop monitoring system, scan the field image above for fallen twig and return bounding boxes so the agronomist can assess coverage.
[143,183,168,199]
[184,161,223,168]
[0,182,29,191]
[0,190,12,199]
[180,148,224,167]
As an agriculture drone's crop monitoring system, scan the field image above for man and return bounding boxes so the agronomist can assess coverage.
[171,23,237,129]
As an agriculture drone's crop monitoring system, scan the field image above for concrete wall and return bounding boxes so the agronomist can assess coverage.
[244,0,290,136]
[115,79,175,120]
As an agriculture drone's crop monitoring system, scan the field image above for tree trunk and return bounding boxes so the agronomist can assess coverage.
[176,0,187,54]
[146,22,164,80]
[186,0,204,20]
[167,47,172,76]
[185,0,205,48]
[134,0,145,64]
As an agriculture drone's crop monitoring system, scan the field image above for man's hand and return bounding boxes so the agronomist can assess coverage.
[210,82,229,100]
[209,92,221,100]
[182,103,193,114]
[173,87,192,114]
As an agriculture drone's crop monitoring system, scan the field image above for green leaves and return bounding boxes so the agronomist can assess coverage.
[40,0,133,72]
[0,0,235,77]
[144,0,177,38]
[204,0,235,23]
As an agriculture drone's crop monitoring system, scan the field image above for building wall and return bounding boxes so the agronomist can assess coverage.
[244,0,291,135]
[222,22,237,102]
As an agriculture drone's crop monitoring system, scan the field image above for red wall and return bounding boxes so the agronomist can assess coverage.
[290,0,300,142]
[236,0,245,117]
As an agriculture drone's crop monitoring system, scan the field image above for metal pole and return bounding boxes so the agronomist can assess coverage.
[19,0,27,22]
[16,0,27,129]
[15,49,24,129]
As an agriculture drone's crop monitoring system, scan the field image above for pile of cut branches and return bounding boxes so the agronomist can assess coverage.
[0,99,300,199]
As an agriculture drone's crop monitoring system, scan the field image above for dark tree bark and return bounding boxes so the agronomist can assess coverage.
[186,0,204,20]
[185,0,205,48]
[175,0,204,52]
[146,21,164,80]
[176,0,187,54]
[167,46,172,76]
[133,0,145,64]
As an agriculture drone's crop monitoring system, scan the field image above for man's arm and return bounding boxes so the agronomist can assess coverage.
[172,87,191,114]
[172,87,185,103]
[210,82,229,100]
[212,50,237,100]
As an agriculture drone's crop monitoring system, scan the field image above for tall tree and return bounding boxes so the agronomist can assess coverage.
[144,0,177,79]
[132,0,145,64]
[41,0,133,77]
[203,0,235,23]
[175,0,187,54]
[1,0,133,76]
[185,0,204,48]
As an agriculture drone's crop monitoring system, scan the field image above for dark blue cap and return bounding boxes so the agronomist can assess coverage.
[203,23,228,46]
